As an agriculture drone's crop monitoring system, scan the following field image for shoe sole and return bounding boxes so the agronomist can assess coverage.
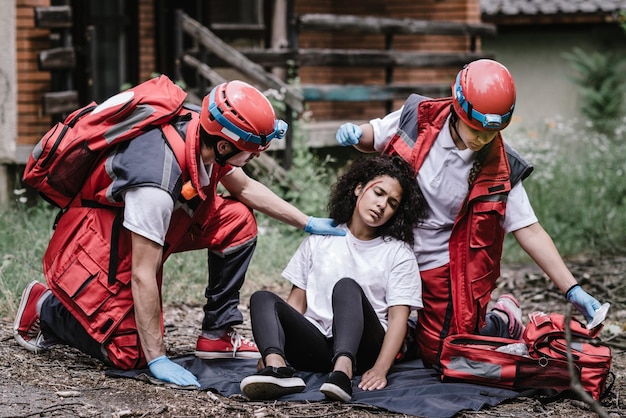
[194,350,261,360]
[320,382,352,402]
[13,281,47,353]
[240,376,305,400]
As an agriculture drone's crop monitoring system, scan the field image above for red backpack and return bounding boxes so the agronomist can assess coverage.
[23,75,188,208]
[524,311,612,400]
[439,311,612,400]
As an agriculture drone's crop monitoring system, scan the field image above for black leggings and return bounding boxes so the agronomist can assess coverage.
[249,277,386,375]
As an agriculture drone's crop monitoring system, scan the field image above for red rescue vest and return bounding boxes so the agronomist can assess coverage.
[383,96,514,365]
[43,115,233,369]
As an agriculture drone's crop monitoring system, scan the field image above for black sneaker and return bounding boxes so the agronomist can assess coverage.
[240,366,306,400]
[320,371,352,402]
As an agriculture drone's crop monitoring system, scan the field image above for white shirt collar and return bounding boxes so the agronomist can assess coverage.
[439,116,475,163]
[197,154,212,187]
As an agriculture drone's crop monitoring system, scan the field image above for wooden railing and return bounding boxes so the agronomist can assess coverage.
[294,13,495,104]
[175,11,496,166]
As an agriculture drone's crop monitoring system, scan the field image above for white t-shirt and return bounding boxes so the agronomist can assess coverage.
[122,157,231,246]
[123,186,174,246]
[282,224,423,338]
[370,110,538,270]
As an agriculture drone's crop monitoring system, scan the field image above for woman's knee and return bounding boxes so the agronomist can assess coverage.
[332,277,360,302]
[250,290,281,310]
[334,277,360,291]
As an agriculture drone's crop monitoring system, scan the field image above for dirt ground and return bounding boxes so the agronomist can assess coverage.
[1,257,625,418]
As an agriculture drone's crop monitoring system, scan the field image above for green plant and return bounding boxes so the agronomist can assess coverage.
[502,118,626,262]
[563,47,626,134]
[281,138,336,216]
[0,197,56,317]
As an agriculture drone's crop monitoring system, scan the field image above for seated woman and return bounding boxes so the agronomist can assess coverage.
[240,155,428,401]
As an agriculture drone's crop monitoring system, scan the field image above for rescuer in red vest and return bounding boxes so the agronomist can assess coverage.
[334,59,604,366]
[13,80,345,387]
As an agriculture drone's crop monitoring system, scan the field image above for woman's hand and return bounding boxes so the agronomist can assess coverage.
[358,366,388,390]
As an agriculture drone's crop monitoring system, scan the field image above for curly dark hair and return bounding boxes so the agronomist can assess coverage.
[327,155,428,246]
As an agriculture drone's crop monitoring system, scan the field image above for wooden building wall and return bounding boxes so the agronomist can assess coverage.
[14,0,158,156]
[16,0,51,152]
[13,0,482,153]
[294,0,482,121]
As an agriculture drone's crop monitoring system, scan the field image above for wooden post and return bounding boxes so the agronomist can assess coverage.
[272,0,291,169]
[180,13,304,113]
[271,0,288,80]
[0,0,16,208]
[384,33,394,114]
[174,10,184,82]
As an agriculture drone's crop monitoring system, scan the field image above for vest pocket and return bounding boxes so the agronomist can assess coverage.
[105,331,145,370]
[467,200,506,308]
[50,244,134,343]
[53,252,111,317]
[48,208,134,343]
[469,200,505,249]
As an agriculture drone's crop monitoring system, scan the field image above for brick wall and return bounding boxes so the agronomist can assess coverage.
[138,0,156,81]
[16,0,51,149]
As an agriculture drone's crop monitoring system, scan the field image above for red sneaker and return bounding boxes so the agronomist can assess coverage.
[195,328,261,359]
[13,281,49,353]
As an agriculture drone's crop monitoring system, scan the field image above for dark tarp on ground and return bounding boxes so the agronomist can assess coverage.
[106,356,520,418]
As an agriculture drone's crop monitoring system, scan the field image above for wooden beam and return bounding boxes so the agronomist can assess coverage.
[38,47,76,71]
[483,14,613,26]
[203,49,493,68]
[42,90,79,115]
[208,23,266,36]
[182,55,227,86]
[301,83,449,102]
[298,14,496,36]
[245,152,290,185]
[268,120,368,150]
[34,6,73,29]
[180,12,304,113]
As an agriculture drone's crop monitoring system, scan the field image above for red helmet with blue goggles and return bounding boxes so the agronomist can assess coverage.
[451,59,516,132]
[200,80,287,152]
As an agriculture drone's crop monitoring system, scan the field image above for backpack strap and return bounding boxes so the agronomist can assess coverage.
[107,209,124,286]
[162,123,187,174]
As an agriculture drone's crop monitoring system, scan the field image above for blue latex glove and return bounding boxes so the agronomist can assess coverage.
[336,123,362,146]
[566,285,601,322]
[148,355,200,387]
[304,217,346,236]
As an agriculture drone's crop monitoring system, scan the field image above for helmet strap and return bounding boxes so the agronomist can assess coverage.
[449,108,465,149]
[213,141,242,166]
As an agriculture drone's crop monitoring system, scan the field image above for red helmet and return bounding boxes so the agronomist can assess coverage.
[452,59,516,131]
[199,80,287,152]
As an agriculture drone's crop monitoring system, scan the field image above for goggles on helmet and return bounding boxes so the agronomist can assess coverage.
[453,72,512,130]
[207,87,287,148]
